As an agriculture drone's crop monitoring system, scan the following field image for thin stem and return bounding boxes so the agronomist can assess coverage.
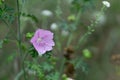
[76,33,88,50]
[67,33,73,46]
[56,0,63,21]
[22,52,29,80]
[14,70,24,80]
[66,10,82,46]
[59,58,65,80]
[16,0,22,67]
[16,0,27,80]
[16,0,21,48]
[74,10,82,27]
[55,30,62,52]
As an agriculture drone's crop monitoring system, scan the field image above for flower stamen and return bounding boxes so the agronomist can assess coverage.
[37,37,42,43]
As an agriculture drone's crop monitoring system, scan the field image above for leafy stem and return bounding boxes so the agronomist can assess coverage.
[76,6,106,50]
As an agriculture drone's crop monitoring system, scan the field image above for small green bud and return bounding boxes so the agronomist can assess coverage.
[62,74,67,80]
[3,39,9,43]
[26,32,34,38]
[67,15,76,21]
[82,49,92,59]
[91,29,95,32]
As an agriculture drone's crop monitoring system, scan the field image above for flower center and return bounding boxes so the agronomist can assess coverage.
[37,37,42,43]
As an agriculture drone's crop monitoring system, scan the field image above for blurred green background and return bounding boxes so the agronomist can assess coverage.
[0,0,120,80]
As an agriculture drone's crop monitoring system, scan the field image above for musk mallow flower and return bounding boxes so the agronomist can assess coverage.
[102,1,110,8]
[30,29,55,55]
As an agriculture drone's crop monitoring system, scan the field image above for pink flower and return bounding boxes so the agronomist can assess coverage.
[30,29,55,55]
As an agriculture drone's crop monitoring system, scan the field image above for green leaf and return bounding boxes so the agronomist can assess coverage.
[72,57,89,74]
[46,72,60,80]
[0,3,15,23]
[7,53,16,63]
[42,62,54,72]
[21,12,38,23]
[43,51,52,58]
[28,46,38,58]
[3,38,8,43]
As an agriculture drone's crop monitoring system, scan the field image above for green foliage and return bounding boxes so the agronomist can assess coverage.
[7,52,16,63]
[72,57,89,74]
[42,51,53,59]
[20,12,38,23]
[28,46,53,58]
[2,38,9,43]
[0,3,15,23]
[41,62,54,72]
[71,0,93,12]
[46,72,60,80]
[0,0,4,5]
[25,56,57,80]
[59,21,76,32]
[71,0,81,11]
[0,39,9,49]
[28,63,44,79]
[62,74,68,80]
[28,46,38,58]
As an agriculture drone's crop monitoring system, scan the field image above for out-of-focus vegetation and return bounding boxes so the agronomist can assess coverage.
[0,0,120,80]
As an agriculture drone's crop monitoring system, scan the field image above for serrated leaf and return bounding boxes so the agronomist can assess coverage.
[0,3,15,23]
[21,12,38,23]
[42,62,53,72]
[46,72,60,80]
